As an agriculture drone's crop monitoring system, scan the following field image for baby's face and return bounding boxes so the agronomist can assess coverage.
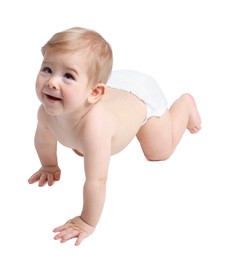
[35,50,92,116]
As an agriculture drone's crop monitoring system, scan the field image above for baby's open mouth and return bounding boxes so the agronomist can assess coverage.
[45,94,62,101]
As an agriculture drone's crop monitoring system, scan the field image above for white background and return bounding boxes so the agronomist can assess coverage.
[1,0,228,259]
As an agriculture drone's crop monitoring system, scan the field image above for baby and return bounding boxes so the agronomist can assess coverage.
[28,27,201,246]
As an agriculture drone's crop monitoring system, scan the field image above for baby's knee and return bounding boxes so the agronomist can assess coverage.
[144,151,172,161]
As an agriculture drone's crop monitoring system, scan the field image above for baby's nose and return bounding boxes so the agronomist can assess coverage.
[46,79,59,90]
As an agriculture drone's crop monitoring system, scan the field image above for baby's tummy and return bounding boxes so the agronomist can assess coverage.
[110,104,146,154]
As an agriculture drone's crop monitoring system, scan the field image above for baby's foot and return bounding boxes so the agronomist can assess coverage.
[182,93,201,134]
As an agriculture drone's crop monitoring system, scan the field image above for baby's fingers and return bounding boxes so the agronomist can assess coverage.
[47,174,54,186]
[53,224,67,233]
[54,170,61,181]
[53,225,80,243]
[38,172,60,186]
[75,232,87,246]
[28,172,42,184]
[38,173,49,186]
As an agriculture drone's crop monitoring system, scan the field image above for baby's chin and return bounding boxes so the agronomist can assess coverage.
[43,105,62,116]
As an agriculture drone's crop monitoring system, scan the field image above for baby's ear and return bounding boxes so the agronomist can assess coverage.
[87,83,105,103]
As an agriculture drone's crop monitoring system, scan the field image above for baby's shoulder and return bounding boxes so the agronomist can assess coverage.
[82,103,116,134]
[85,102,114,126]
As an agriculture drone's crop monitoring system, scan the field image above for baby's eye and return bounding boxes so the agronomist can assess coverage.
[64,73,75,80]
[42,67,52,73]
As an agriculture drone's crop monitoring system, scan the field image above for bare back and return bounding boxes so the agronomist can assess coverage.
[100,87,147,153]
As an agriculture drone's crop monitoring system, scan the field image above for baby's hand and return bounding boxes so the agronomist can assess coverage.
[53,216,95,246]
[28,166,61,186]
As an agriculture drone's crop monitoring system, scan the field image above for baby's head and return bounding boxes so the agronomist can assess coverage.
[41,27,113,88]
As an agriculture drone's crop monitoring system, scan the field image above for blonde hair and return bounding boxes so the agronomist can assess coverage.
[41,27,113,87]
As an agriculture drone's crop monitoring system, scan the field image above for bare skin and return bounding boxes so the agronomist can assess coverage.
[28,50,201,246]
[137,93,201,160]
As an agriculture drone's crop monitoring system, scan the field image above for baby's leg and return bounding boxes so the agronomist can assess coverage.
[136,93,201,161]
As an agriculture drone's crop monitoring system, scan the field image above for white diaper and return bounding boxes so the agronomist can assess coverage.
[107,70,168,123]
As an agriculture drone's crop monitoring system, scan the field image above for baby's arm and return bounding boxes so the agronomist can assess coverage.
[80,143,110,226]
[53,117,112,245]
[53,151,109,245]
[28,106,60,186]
